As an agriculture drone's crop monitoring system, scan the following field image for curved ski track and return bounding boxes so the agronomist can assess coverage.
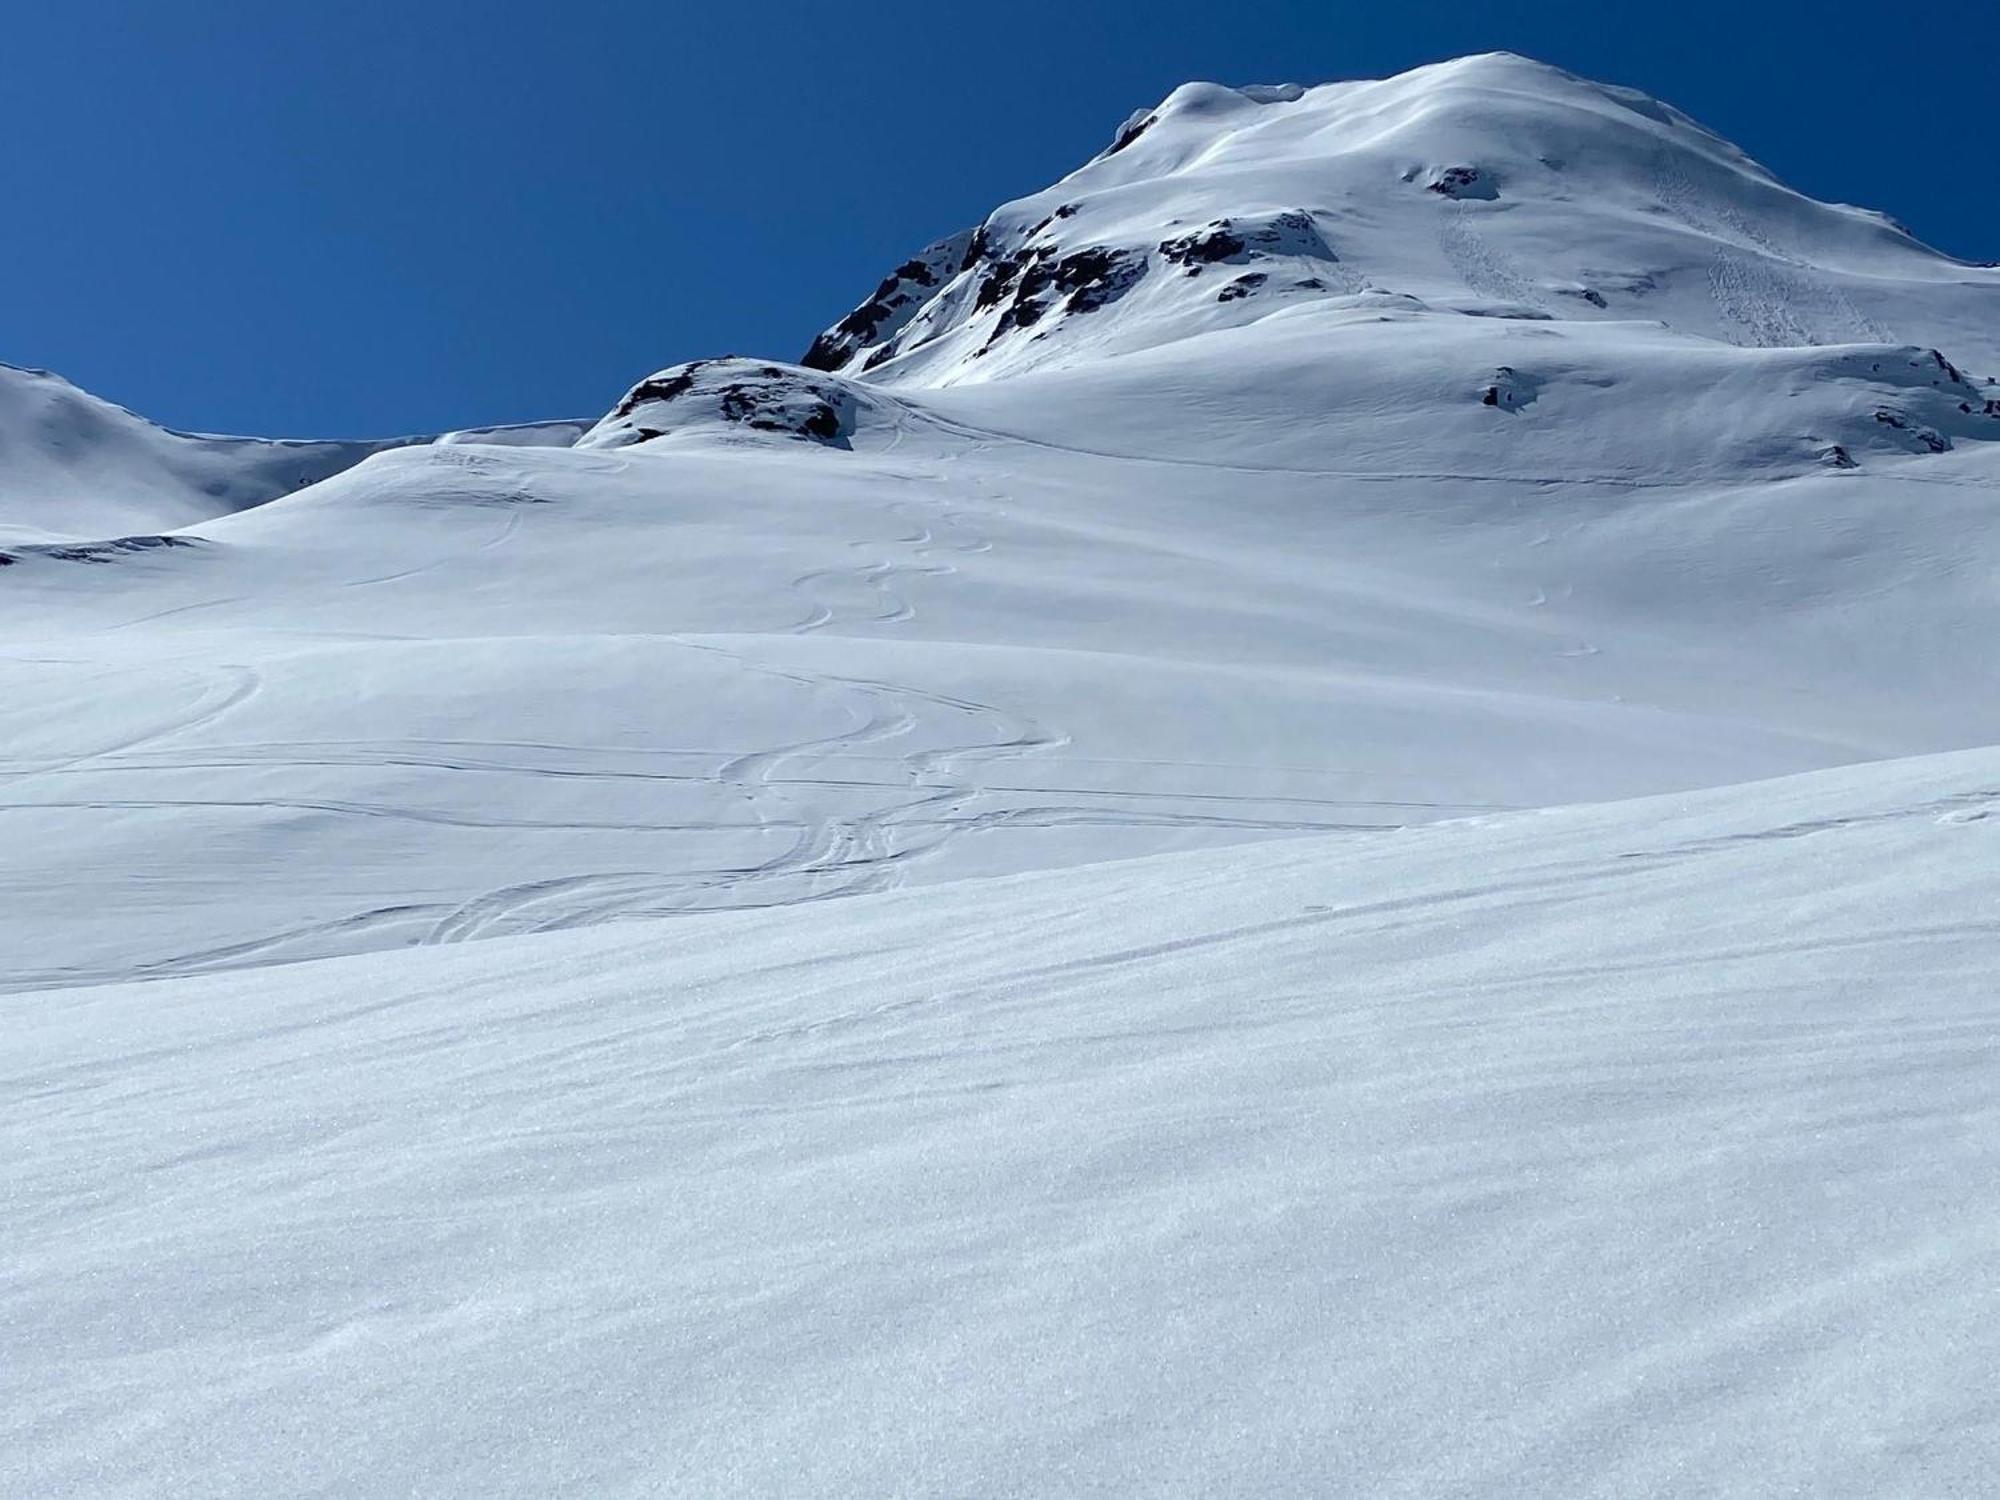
[0,446,1403,986]
[415,458,1378,946]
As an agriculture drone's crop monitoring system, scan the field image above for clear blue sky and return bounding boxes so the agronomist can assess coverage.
[5,0,1992,437]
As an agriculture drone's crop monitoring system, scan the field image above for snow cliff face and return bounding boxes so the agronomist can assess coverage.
[804,53,2000,389]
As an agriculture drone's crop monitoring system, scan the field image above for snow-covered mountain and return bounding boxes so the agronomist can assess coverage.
[805,53,2000,385]
[4,52,1998,1495]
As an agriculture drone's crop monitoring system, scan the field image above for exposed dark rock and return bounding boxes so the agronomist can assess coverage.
[1021,203,1080,241]
[1557,286,1609,309]
[1874,409,1951,453]
[1820,443,1859,469]
[600,360,860,450]
[1102,110,1157,158]
[1462,305,1554,321]
[1047,246,1147,313]
[797,404,841,441]
[717,382,843,441]
[1218,273,1267,303]
[1160,221,1247,273]
[1930,349,1968,386]
[3,534,202,566]
[977,245,1149,351]
[989,296,1050,342]
[975,251,1033,311]
[1480,366,1541,411]
[1428,165,1497,200]
[800,228,977,372]
[1158,210,1332,280]
[610,362,705,419]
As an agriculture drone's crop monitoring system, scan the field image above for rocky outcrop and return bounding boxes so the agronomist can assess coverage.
[1158,210,1332,276]
[584,359,875,450]
[974,244,1149,351]
[1426,165,1497,200]
[0,534,203,567]
[800,229,978,374]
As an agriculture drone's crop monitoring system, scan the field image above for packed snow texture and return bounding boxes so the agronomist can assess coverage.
[6,750,1999,1495]
[3,49,1998,1496]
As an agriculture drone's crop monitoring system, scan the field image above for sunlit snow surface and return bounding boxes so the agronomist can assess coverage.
[3,50,1999,1495]
[7,751,1999,1494]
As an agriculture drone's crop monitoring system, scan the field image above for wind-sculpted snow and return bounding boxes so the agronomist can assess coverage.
[5,749,1998,1495]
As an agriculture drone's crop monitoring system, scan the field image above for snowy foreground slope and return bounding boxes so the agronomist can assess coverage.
[6,749,1999,1496]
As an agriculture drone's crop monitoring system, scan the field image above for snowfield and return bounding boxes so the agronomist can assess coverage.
[6,750,1999,1495]
[2,50,1998,1495]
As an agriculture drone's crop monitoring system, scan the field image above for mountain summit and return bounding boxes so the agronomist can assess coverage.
[803,53,1999,385]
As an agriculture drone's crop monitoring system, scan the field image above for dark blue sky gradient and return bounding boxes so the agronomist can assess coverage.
[4,0,1991,436]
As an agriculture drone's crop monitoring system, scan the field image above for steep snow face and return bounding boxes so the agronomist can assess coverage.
[0,362,587,544]
[805,53,2000,386]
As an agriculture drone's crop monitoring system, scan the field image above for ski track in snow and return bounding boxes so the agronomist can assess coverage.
[419,477,1093,944]
[1437,200,1548,311]
[0,458,1392,986]
[8,745,2000,1496]
[1652,152,1893,348]
[1,662,264,788]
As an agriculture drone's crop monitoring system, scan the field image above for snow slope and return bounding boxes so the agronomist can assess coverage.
[6,747,1998,1496]
[2,341,1996,989]
[0,361,587,544]
[6,48,2000,1497]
